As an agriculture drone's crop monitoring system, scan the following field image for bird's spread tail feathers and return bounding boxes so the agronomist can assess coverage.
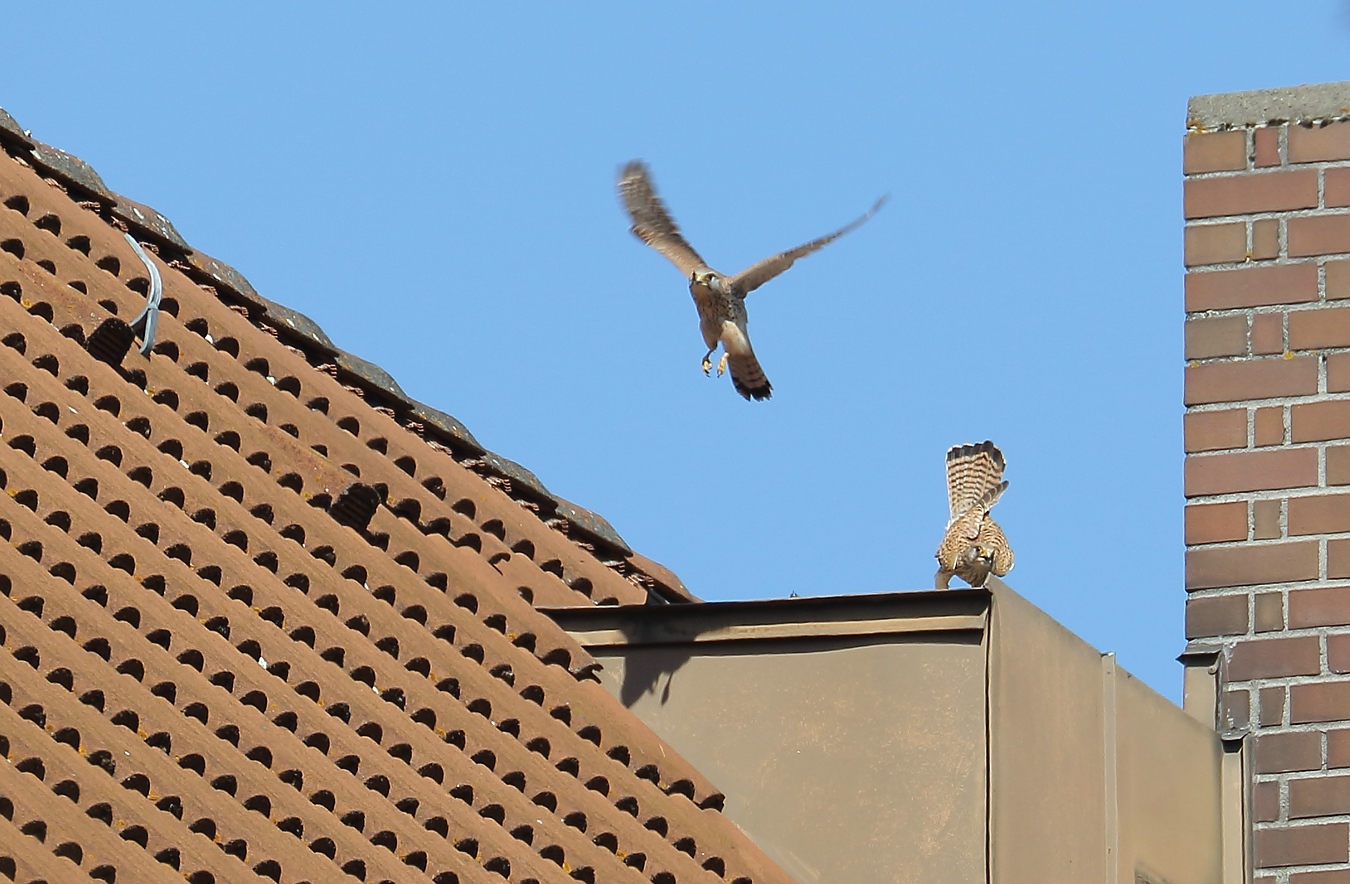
[728,352,772,401]
[945,440,1007,519]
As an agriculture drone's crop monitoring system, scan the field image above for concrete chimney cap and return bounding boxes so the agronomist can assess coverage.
[1188,81,1350,129]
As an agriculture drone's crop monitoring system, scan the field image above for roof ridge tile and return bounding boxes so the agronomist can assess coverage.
[0,104,690,600]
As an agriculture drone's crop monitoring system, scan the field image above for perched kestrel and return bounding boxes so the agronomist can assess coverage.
[935,441,1014,589]
[618,160,886,401]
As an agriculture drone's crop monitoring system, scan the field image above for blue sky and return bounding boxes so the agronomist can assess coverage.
[6,3,1349,701]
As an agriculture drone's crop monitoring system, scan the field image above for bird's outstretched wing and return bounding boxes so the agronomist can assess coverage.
[729,195,888,295]
[618,160,709,277]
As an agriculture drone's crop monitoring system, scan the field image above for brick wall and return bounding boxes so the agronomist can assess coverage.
[1185,83,1350,883]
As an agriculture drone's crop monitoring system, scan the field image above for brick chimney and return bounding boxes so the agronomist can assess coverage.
[1185,82,1350,880]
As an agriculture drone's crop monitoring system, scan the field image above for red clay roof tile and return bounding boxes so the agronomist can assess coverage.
[0,116,791,884]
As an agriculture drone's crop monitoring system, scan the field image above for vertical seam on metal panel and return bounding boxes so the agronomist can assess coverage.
[1103,652,1120,884]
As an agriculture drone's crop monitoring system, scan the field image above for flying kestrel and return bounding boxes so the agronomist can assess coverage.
[935,441,1014,589]
[618,160,886,401]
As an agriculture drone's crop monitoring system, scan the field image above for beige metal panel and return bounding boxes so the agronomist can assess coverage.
[565,585,1242,883]
[591,633,988,884]
[1180,648,1221,728]
[987,579,1111,884]
[1222,739,1251,884]
[1113,665,1225,884]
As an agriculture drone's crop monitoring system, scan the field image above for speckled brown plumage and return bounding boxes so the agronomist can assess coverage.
[936,441,1014,589]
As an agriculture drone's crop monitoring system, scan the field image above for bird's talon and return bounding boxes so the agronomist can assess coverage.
[701,357,713,376]
[716,353,729,377]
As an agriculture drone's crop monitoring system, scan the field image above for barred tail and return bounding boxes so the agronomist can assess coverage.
[729,352,772,401]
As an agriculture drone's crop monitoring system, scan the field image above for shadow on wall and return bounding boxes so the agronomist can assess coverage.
[619,646,687,707]
[605,614,717,708]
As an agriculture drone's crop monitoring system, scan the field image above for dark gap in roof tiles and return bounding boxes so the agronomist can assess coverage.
[84,317,135,366]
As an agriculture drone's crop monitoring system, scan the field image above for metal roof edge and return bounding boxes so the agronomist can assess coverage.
[546,587,991,646]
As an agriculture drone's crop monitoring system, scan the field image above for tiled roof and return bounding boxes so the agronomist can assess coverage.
[0,109,790,884]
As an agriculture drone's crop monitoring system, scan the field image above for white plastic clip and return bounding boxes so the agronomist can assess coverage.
[123,232,162,355]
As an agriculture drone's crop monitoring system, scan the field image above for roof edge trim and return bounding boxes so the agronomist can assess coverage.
[567,612,987,647]
[547,588,991,646]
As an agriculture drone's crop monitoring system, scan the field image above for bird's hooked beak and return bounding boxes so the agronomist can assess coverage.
[692,270,723,294]
[963,544,994,565]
